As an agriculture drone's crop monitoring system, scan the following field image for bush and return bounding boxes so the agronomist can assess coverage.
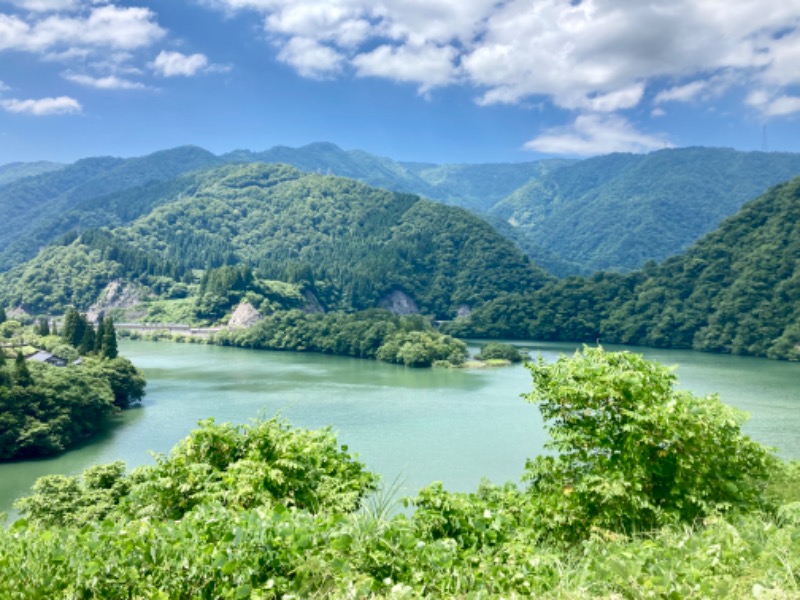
[523,346,774,540]
[476,342,525,363]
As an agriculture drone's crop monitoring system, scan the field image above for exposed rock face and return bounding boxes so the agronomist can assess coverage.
[87,280,142,322]
[228,302,262,329]
[379,290,419,315]
[7,307,30,320]
[302,290,325,314]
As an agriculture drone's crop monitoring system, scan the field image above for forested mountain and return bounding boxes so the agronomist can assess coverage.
[0,143,563,273]
[0,146,223,271]
[223,142,566,212]
[0,163,550,318]
[4,144,800,279]
[0,161,64,186]
[491,147,800,274]
[450,176,800,360]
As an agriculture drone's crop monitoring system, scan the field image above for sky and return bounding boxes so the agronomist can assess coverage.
[1,0,800,165]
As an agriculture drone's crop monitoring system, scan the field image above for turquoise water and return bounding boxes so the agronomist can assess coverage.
[2,340,798,516]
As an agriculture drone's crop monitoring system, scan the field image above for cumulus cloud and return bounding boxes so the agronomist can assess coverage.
[277,37,343,79]
[150,50,209,77]
[8,0,80,11]
[0,5,165,53]
[1,95,81,115]
[353,42,458,93]
[524,114,669,156]
[63,72,147,89]
[746,90,800,117]
[202,0,800,123]
[654,81,710,105]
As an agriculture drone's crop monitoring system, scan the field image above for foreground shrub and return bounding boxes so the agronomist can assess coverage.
[16,418,379,526]
[523,346,774,540]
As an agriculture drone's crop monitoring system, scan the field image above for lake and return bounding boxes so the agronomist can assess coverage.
[2,340,799,517]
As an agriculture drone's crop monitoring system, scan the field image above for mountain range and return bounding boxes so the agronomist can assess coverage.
[0,163,549,319]
[4,143,799,277]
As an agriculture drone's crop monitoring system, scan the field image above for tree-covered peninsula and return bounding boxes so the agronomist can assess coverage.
[2,348,798,597]
[0,313,145,461]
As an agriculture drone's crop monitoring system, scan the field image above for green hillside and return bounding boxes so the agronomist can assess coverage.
[452,176,800,360]
[0,163,550,319]
[492,147,800,274]
[0,161,64,186]
[6,144,800,281]
[0,146,222,271]
[223,142,564,213]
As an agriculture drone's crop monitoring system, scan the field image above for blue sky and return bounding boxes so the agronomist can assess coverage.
[1,0,800,165]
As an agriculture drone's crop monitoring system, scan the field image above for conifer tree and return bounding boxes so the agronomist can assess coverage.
[0,306,6,324]
[62,308,83,348]
[78,322,96,356]
[14,351,33,387]
[37,318,50,337]
[94,316,105,354]
[101,317,118,359]
[0,352,8,387]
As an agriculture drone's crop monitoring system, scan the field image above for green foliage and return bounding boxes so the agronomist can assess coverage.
[523,347,774,540]
[100,317,119,359]
[453,177,800,360]
[12,351,33,387]
[476,342,525,363]
[215,309,467,368]
[491,147,800,274]
[375,329,467,367]
[0,146,222,271]
[0,163,549,319]
[17,417,379,526]
[2,349,800,597]
[13,462,129,528]
[0,350,145,460]
[0,160,63,186]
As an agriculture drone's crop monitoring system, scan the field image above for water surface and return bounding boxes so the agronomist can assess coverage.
[2,340,798,517]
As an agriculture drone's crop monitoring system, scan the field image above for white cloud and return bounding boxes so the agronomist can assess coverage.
[524,114,669,156]
[150,50,209,77]
[8,0,80,12]
[0,80,9,92]
[63,71,147,89]
[763,96,800,117]
[201,0,800,123]
[582,83,645,113]
[353,42,458,93]
[654,80,709,104]
[277,37,343,79]
[0,5,165,53]
[651,107,666,118]
[746,90,800,117]
[1,95,81,115]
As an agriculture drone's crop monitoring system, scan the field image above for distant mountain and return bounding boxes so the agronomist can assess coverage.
[0,163,550,318]
[603,175,800,359]
[491,147,800,274]
[5,143,800,281]
[451,176,800,360]
[0,161,64,186]
[0,142,567,274]
[222,142,568,213]
[0,146,223,271]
